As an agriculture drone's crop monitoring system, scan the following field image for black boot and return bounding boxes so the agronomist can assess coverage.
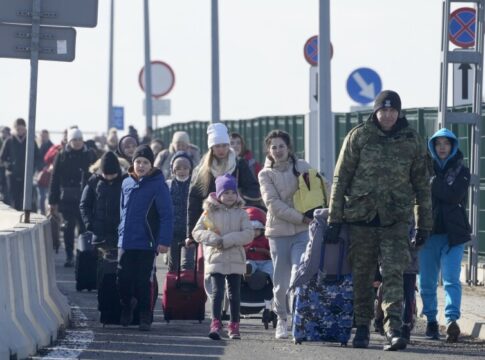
[352,325,370,348]
[139,311,152,331]
[374,318,384,335]
[120,298,137,327]
[401,324,411,343]
[446,321,460,343]
[384,329,407,351]
[425,321,440,340]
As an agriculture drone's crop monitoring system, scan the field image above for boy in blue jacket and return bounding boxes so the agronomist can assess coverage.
[117,145,173,331]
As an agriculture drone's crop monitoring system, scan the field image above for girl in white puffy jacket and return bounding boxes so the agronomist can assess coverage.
[192,174,253,340]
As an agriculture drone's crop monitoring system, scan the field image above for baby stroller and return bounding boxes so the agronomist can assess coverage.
[222,206,277,329]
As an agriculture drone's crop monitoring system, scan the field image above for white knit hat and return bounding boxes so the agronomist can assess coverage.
[207,123,230,148]
[67,128,83,142]
[172,131,190,145]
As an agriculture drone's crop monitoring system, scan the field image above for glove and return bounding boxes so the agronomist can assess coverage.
[324,223,342,244]
[411,229,429,248]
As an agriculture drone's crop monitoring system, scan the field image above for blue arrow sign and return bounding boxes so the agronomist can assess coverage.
[346,68,382,105]
[111,106,124,130]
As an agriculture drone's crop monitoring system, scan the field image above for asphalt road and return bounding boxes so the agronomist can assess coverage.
[31,251,485,360]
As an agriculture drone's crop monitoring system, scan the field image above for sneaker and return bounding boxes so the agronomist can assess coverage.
[352,325,370,348]
[228,322,241,339]
[275,319,288,339]
[209,319,222,340]
[384,329,407,351]
[139,311,152,331]
[425,321,440,340]
[64,258,74,268]
[120,298,137,327]
[446,321,460,343]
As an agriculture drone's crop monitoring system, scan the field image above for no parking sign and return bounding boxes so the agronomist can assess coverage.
[449,7,476,48]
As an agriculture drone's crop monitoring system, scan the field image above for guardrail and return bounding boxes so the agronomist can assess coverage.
[0,203,70,360]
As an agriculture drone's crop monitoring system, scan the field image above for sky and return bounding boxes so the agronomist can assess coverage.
[0,0,465,141]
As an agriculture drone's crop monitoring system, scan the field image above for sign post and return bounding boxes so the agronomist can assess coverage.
[0,0,98,222]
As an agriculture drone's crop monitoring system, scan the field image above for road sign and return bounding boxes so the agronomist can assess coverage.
[303,35,333,66]
[139,61,175,98]
[346,68,382,105]
[453,62,474,106]
[110,106,124,130]
[0,23,76,62]
[449,7,476,48]
[0,0,98,28]
[309,66,318,111]
[143,99,171,116]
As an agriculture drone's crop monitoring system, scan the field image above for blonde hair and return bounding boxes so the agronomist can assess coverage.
[193,148,230,196]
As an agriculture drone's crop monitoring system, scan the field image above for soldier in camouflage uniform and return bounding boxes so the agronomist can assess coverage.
[325,90,432,351]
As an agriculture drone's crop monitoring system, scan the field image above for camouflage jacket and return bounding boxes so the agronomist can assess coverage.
[328,116,432,230]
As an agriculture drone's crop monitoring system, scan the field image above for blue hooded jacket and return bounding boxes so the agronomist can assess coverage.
[427,128,458,169]
[118,168,173,249]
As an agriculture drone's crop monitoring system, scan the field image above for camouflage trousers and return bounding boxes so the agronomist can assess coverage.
[348,222,410,331]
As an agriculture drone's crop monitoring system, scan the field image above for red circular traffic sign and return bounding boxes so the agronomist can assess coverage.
[449,7,476,48]
[303,35,333,66]
[138,60,175,98]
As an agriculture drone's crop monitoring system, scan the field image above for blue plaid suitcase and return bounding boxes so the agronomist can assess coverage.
[292,241,353,346]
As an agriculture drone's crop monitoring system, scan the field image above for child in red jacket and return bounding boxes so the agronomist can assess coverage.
[244,207,273,281]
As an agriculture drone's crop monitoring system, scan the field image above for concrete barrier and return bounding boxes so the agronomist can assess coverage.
[0,205,70,360]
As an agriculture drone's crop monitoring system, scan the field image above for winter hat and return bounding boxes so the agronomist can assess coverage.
[245,206,267,226]
[170,151,193,171]
[67,128,83,142]
[171,131,190,145]
[13,118,26,127]
[207,123,230,148]
[215,174,238,198]
[100,151,121,175]
[133,144,154,166]
[373,90,401,114]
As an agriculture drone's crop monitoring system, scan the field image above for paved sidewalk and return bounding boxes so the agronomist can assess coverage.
[417,284,485,340]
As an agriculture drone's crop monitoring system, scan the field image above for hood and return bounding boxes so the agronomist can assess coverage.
[202,192,245,211]
[245,206,266,225]
[89,156,130,174]
[428,128,459,169]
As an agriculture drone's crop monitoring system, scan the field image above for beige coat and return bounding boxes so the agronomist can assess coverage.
[192,194,253,275]
[258,157,311,237]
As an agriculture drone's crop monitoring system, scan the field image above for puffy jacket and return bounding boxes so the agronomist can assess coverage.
[118,168,173,250]
[79,173,123,244]
[328,116,432,230]
[258,157,311,237]
[192,193,253,275]
[0,135,40,179]
[428,128,471,247]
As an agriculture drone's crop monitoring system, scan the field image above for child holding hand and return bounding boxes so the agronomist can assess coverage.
[192,174,253,340]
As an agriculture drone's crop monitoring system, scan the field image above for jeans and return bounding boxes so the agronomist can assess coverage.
[37,186,48,215]
[269,231,309,320]
[210,273,241,322]
[247,259,274,281]
[418,234,464,324]
[61,209,85,260]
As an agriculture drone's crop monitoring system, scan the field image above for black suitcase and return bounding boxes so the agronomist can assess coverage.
[75,232,98,291]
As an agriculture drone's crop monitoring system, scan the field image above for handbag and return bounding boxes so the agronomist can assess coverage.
[35,166,51,188]
[293,168,328,218]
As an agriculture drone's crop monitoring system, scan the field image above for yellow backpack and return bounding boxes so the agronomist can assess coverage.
[293,168,328,218]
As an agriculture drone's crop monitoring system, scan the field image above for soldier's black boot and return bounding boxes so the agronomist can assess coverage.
[352,325,370,348]
[384,329,407,351]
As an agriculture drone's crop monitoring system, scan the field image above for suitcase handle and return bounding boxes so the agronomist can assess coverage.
[176,241,199,287]
[319,240,346,281]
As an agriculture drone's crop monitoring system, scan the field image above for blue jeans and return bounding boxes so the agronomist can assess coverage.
[418,234,464,324]
[247,259,274,281]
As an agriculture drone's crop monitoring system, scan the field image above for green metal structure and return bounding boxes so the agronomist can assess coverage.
[154,106,485,254]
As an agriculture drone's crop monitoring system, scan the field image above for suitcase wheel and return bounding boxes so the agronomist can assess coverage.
[294,339,302,345]
[340,342,348,347]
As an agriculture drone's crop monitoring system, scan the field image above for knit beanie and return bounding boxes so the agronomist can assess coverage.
[207,123,230,148]
[100,151,120,175]
[245,206,267,227]
[67,128,83,142]
[13,118,26,127]
[215,174,238,198]
[170,151,193,172]
[133,144,154,166]
[172,131,190,145]
[373,90,401,114]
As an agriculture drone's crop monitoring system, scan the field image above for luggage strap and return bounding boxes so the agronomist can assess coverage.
[176,241,199,288]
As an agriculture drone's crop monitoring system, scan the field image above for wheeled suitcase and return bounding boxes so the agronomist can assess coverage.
[292,238,353,346]
[98,250,158,326]
[75,232,98,291]
[162,243,206,322]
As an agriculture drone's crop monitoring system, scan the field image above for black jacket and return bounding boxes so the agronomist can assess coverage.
[48,145,97,212]
[431,150,471,247]
[79,173,122,244]
[187,157,261,238]
[0,135,40,179]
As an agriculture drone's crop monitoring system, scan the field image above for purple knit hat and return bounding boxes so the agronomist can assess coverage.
[215,174,238,198]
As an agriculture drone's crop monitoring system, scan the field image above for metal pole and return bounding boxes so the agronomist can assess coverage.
[211,0,220,123]
[144,0,153,130]
[22,0,41,222]
[107,0,114,132]
[438,0,451,130]
[318,0,334,179]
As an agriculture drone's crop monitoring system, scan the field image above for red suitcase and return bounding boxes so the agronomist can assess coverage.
[162,243,206,322]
